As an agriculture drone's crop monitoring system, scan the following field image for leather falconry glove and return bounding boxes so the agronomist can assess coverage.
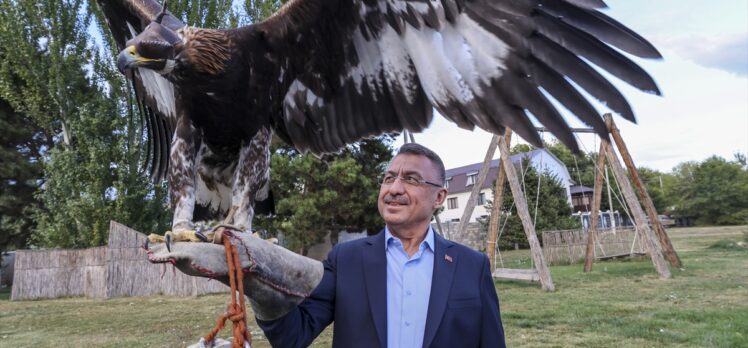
[146,229,323,321]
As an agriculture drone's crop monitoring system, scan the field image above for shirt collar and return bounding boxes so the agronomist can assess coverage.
[385,226,435,252]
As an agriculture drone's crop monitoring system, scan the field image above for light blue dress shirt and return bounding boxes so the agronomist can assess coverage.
[385,226,435,348]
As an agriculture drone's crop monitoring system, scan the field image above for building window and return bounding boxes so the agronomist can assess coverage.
[572,195,591,206]
[447,197,458,209]
[445,177,452,189]
[466,172,478,186]
[477,192,486,205]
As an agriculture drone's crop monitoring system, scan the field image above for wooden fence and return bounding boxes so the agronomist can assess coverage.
[542,227,644,265]
[11,221,227,300]
[11,247,108,299]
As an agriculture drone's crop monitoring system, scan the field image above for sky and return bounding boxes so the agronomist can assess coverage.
[396,0,748,173]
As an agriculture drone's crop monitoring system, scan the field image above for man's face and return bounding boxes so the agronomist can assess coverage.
[377,153,447,233]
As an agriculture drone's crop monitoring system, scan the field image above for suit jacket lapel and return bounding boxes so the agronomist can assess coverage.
[422,233,456,348]
[363,231,387,348]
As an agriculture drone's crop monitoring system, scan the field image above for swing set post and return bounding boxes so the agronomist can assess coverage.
[604,138,671,279]
[456,135,499,236]
[486,130,512,270]
[605,115,682,268]
[584,140,609,272]
[497,133,555,291]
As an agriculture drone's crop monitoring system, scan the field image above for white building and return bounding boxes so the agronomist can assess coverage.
[439,149,573,223]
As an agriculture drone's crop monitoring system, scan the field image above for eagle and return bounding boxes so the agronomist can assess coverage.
[96,0,660,247]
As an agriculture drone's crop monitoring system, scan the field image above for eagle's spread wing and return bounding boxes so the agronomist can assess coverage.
[258,0,661,154]
[97,0,183,180]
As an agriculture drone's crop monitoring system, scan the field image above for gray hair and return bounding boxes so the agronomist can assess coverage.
[396,143,446,184]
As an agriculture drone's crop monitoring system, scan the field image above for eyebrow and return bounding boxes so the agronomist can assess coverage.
[385,169,423,177]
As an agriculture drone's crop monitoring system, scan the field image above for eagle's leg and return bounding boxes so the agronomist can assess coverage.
[148,114,200,248]
[227,126,272,232]
[158,126,273,246]
[171,114,199,231]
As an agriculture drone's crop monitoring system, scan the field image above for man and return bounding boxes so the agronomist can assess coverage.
[258,143,506,347]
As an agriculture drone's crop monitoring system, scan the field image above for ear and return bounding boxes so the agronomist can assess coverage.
[433,187,448,208]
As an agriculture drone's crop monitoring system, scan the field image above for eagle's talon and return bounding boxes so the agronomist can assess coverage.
[143,238,150,250]
[165,233,172,252]
[195,230,209,242]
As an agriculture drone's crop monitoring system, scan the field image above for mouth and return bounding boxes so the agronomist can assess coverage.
[383,196,408,207]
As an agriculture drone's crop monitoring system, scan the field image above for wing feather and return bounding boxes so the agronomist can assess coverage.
[563,0,608,10]
[497,72,578,152]
[532,12,660,95]
[96,0,182,180]
[511,56,608,136]
[475,80,540,145]
[258,0,661,153]
[540,1,661,58]
[463,3,637,122]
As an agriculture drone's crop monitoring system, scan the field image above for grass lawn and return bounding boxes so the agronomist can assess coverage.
[1,226,746,347]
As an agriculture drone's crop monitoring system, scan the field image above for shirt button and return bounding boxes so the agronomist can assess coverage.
[405,321,411,327]
[406,290,412,296]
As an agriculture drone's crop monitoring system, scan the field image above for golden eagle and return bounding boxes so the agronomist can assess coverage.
[96,0,660,246]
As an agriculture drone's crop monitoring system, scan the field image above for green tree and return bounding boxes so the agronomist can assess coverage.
[635,167,674,213]
[510,143,533,155]
[166,0,236,27]
[0,98,49,251]
[668,161,698,216]
[734,152,747,168]
[342,136,396,234]
[545,141,596,188]
[240,0,284,25]
[543,141,628,213]
[485,158,580,250]
[673,156,748,225]
[259,137,394,255]
[0,0,172,248]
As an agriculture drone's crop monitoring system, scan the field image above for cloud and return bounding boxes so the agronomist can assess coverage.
[662,33,748,76]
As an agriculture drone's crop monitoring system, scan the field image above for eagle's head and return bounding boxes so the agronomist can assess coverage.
[117,2,181,75]
[117,4,231,81]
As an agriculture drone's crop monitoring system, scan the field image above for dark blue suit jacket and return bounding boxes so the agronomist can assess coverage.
[258,230,505,347]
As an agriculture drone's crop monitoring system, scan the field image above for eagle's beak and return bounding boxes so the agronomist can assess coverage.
[117,46,138,74]
[117,45,168,74]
